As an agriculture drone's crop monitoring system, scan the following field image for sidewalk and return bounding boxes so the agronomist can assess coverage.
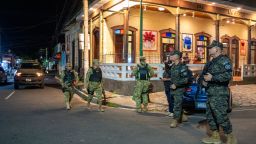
[75,84,256,112]
[54,76,256,112]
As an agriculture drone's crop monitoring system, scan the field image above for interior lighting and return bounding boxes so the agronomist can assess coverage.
[232,21,235,24]
[226,20,230,23]
[144,5,147,11]
[237,7,241,10]
[158,7,165,11]
[183,13,187,16]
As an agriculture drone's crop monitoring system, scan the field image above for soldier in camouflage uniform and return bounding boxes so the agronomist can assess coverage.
[169,50,189,128]
[132,56,154,113]
[85,59,104,112]
[200,40,237,144]
[60,63,79,110]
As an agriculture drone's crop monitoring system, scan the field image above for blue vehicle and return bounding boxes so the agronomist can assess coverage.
[183,77,233,113]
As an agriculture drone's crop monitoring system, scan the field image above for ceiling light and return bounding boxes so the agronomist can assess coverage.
[237,7,241,10]
[226,20,230,23]
[183,13,187,16]
[144,5,147,11]
[158,7,165,11]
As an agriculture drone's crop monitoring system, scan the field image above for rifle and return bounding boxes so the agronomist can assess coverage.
[198,61,212,88]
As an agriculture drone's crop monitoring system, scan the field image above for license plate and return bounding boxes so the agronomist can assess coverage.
[26,78,32,82]
[196,102,206,109]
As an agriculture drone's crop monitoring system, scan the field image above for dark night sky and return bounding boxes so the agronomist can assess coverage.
[0,0,66,58]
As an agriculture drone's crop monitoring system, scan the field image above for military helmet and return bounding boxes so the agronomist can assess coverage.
[207,40,223,50]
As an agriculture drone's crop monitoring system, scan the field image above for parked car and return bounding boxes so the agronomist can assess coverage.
[14,61,45,89]
[0,66,8,84]
[183,71,233,113]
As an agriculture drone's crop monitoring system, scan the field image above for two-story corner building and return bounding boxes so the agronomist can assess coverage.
[64,0,256,95]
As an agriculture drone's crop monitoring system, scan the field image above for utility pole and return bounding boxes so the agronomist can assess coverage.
[139,0,143,57]
[83,0,89,85]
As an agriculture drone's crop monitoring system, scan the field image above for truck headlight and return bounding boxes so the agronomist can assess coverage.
[36,72,43,77]
[16,72,22,77]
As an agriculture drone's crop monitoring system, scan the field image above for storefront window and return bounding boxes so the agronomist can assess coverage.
[222,38,230,56]
[231,39,239,69]
[160,29,176,62]
[114,28,135,63]
[251,41,256,64]
[194,33,211,63]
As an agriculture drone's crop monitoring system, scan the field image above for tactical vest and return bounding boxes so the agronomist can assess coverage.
[89,67,102,82]
[63,70,75,85]
[137,64,149,80]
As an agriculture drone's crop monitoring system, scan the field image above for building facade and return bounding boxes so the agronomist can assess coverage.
[63,0,256,95]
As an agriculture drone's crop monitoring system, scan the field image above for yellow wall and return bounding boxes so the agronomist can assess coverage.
[180,16,215,63]
[99,7,250,65]
[129,9,176,63]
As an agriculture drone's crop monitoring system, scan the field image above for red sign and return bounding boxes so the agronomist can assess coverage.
[240,40,246,56]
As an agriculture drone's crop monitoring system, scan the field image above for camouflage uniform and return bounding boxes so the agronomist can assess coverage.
[201,40,237,144]
[132,56,154,112]
[60,63,79,110]
[85,59,104,112]
[169,50,189,128]
[205,55,233,134]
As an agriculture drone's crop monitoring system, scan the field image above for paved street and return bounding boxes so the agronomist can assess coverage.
[0,77,256,144]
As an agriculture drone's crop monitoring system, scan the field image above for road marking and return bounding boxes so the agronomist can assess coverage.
[5,91,15,100]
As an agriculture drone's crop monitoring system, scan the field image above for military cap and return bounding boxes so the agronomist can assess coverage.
[207,40,223,49]
[139,56,146,61]
[170,50,182,58]
[93,59,100,65]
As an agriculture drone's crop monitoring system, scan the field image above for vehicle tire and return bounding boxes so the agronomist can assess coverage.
[227,89,233,113]
[14,84,19,89]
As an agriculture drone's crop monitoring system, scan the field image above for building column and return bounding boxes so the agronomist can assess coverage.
[83,0,89,83]
[248,25,252,64]
[90,19,93,66]
[99,10,104,63]
[175,7,180,50]
[123,8,129,63]
[215,14,220,42]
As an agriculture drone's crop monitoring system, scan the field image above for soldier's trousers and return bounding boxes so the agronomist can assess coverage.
[132,80,150,109]
[206,86,232,134]
[172,88,184,120]
[63,89,74,104]
[87,81,103,105]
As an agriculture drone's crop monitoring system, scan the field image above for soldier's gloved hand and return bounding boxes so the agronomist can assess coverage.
[171,84,176,90]
[204,73,213,82]
[202,80,208,87]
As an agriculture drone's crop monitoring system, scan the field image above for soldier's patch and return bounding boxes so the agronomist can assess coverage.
[182,72,188,77]
[225,64,231,70]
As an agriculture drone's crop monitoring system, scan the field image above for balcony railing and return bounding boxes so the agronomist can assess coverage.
[100,63,205,81]
[243,64,256,77]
